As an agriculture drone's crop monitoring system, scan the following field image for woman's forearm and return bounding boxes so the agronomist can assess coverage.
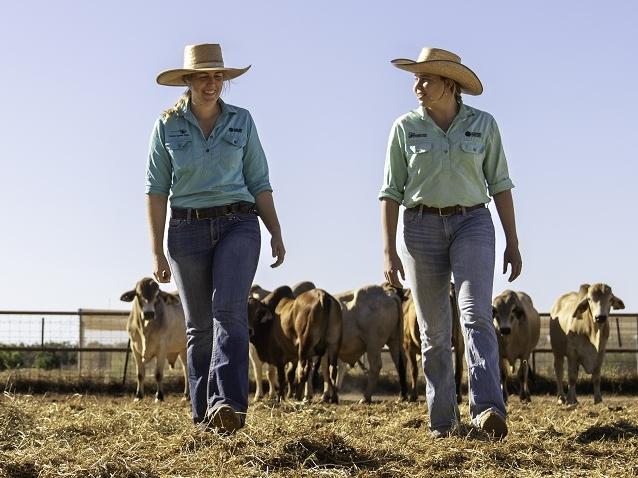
[381,198,400,254]
[493,189,519,246]
[254,191,282,237]
[146,193,168,255]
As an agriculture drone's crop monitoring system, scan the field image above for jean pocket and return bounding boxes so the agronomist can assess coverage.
[403,208,418,225]
[168,217,188,229]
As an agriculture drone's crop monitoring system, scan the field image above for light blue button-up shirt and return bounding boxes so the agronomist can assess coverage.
[145,99,272,208]
[379,103,514,208]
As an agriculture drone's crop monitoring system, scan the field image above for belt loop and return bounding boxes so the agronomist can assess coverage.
[418,204,423,218]
[461,206,467,216]
[186,208,192,224]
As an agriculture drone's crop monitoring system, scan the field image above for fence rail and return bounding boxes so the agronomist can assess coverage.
[1,309,638,387]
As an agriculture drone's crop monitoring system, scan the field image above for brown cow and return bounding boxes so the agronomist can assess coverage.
[247,285,342,403]
[403,284,464,403]
[492,290,540,403]
[550,283,625,404]
[120,278,188,402]
[248,282,316,401]
[335,283,407,403]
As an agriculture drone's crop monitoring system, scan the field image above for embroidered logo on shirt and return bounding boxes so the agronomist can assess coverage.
[167,130,190,138]
[229,127,243,133]
[408,132,428,138]
[465,131,481,138]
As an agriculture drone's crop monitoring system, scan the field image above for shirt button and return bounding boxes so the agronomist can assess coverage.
[206,149,210,153]
[444,150,448,153]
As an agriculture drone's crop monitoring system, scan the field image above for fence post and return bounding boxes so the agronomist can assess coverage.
[122,339,131,387]
[78,311,84,377]
[41,317,45,347]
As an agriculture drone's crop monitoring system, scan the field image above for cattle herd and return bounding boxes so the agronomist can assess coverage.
[120,278,625,409]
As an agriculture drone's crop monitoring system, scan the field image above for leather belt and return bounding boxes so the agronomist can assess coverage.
[171,201,256,220]
[408,203,485,216]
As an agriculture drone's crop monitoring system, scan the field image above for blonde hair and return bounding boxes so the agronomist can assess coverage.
[162,88,191,120]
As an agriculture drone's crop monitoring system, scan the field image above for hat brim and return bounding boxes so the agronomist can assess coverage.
[156,66,251,86]
[391,59,483,95]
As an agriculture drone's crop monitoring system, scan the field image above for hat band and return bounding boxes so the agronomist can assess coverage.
[186,61,225,69]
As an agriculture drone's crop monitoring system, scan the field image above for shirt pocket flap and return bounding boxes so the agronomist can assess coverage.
[408,141,433,154]
[461,140,485,154]
[222,132,247,148]
[165,140,191,151]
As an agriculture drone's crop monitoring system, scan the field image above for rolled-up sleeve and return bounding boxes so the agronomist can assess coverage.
[378,121,407,203]
[483,116,514,196]
[145,118,172,196]
[242,113,272,198]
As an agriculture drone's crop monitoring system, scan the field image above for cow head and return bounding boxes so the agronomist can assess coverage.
[250,284,270,301]
[573,283,625,323]
[247,297,274,338]
[381,281,408,301]
[121,277,179,325]
[492,290,524,336]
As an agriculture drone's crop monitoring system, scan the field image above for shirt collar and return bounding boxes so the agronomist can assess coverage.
[417,102,475,123]
[181,97,237,124]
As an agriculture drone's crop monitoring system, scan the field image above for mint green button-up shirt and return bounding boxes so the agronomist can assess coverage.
[145,99,272,208]
[379,103,514,208]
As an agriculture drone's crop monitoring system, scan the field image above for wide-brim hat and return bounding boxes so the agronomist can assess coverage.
[391,47,483,95]
[157,44,250,86]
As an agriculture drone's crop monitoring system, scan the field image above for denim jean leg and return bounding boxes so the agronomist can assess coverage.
[166,219,215,423]
[402,211,460,432]
[449,208,506,424]
[207,214,261,418]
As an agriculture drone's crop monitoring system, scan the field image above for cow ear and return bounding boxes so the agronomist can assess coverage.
[573,298,589,318]
[160,291,180,305]
[120,290,135,302]
[260,309,274,324]
[611,295,625,310]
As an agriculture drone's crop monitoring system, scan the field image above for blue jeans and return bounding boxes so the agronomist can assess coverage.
[401,206,506,432]
[167,211,261,423]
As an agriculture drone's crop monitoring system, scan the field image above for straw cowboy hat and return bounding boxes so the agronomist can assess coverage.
[391,47,483,95]
[157,44,250,86]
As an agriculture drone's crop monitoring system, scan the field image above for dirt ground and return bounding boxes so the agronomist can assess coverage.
[2,390,638,478]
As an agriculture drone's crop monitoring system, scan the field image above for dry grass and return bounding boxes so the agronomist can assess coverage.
[2,392,638,477]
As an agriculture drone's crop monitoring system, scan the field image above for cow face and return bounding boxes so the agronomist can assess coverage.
[492,293,523,336]
[247,297,274,338]
[573,283,625,323]
[121,277,177,326]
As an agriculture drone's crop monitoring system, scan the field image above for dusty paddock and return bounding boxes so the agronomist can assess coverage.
[2,393,638,477]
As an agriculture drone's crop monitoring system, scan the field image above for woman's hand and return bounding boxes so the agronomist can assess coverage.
[270,233,286,268]
[384,251,405,287]
[503,243,522,282]
[153,253,172,283]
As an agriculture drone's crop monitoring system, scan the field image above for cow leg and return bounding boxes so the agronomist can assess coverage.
[388,338,408,402]
[133,350,145,401]
[179,351,189,400]
[296,358,313,402]
[407,349,419,402]
[553,353,566,404]
[267,364,278,399]
[154,351,167,402]
[249,344,264,401]
[320,344,340,404]
[335,359,349,391]
[519,359,531,402]
[286,363,297,400]
[566,356,579,405]
[277,364,287,402]
[500,358,509,404]
[362,349,382,404]
[592,364,603,404]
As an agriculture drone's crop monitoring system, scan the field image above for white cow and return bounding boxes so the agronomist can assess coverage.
[120,277,188,402]
[550,283,625,404]
[492,290,540,402]
[335,283,407,403]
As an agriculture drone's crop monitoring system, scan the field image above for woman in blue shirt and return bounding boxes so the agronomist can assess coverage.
[380,47,522,439]
[146,44,285,433]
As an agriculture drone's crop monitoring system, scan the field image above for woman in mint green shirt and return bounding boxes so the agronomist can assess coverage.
[146,44,285,434]
[379,47,521,439]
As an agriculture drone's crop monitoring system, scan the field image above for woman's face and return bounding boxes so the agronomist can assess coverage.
[187,72,224,106]
[413,74,449,107]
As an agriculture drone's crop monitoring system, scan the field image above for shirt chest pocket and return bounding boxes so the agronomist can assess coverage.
[165,140,197,172]
[406,141,441,174]
[460,140,485,157]
[219,132,247,169]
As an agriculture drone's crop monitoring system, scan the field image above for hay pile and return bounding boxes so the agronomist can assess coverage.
[1,392,638,477]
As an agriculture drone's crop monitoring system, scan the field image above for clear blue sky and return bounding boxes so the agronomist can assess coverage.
[2,0,636,313]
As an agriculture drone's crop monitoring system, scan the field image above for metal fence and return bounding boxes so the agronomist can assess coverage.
[1,310,637,388]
